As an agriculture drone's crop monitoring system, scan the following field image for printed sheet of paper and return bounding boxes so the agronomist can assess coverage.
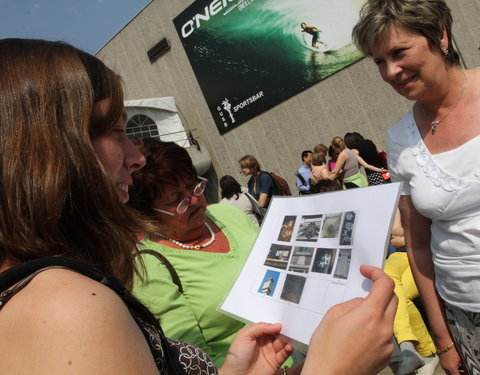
[220,182,401,346]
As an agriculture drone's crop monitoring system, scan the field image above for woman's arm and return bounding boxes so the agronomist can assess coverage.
[399,196,462,375]
[256,173,274,208]
[258,193,269,208]
[355,153,387,173]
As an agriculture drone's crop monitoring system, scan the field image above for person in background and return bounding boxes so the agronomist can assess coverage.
[327,145,343,183]
[312,179,342,194]
[295,150,313,195]
[310,152,330,185]
[313,143,328,156]
[353,0,480,374]
[329,136,386,189]
[239,154,275,207]
[219,174,260,226]
[344,132,391,185]
[310,178,342,194]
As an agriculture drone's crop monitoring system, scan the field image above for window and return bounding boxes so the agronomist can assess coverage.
[126,114,159,139]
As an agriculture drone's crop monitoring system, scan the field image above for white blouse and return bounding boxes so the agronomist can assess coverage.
[388,109,480,312]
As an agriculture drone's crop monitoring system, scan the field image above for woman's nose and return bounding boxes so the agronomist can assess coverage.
[385,61,402,81]
[125,138,146,172]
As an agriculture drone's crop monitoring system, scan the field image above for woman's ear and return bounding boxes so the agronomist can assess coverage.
[440,25,449,51]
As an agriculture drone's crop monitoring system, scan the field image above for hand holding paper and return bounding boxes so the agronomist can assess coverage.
[220,322,293,375]
[301,265,397,375]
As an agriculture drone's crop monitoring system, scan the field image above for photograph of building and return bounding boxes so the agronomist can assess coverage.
[264,244,292,270]
[280,274,307,304]
[288,246,315,273]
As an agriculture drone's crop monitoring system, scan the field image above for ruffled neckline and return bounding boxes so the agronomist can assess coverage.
[405,109,467,192]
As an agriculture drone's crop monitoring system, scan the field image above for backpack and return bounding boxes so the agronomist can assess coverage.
[267,172,292,196]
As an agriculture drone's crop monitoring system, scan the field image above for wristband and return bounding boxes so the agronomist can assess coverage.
[437,342,455,355]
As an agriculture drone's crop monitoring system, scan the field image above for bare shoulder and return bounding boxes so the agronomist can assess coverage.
[0,268,159,374]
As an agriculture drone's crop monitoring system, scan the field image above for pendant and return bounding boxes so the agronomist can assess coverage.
[431,121,439,134]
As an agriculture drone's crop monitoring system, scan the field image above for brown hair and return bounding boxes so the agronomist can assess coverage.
[0,39,142,288]
[128,139,197,218]
[311,152,326,166]
[239,155,261,177]
[310,179,342,194]
[313,144,328,155]
[352,0,460,65]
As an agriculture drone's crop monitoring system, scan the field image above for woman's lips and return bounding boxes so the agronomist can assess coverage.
[117,184,130,202]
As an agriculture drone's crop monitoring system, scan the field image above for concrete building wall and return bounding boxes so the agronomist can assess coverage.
[96,0,480,201]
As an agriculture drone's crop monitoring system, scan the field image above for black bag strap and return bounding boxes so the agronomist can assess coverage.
[136,249,183,294]
[295,170,307,186]
[0,256,185,374]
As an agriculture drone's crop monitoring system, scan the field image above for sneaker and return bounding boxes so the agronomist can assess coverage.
[415,355,439,375]
[395,349,425,375]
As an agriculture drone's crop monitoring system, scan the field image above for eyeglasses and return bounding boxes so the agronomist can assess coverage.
[155,177,208,216]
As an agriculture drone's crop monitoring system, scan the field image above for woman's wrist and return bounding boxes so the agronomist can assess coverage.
[437,342,455,355]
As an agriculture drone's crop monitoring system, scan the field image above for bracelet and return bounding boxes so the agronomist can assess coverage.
[282,367,289,375]
[437,342,455,355]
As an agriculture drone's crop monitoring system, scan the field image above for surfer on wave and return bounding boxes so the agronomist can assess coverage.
[301,22,327,49]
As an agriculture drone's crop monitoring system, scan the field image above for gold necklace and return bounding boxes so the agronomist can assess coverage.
[425,71,467,135]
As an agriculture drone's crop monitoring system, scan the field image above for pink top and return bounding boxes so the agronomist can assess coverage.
[310,165,329,184]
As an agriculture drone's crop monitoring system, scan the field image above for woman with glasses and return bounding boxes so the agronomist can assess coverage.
[128,140,260,367]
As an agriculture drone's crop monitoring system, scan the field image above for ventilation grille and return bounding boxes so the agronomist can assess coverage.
[147,37,171,63]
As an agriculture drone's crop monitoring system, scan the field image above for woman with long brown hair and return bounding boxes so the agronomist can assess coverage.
[0,38,397,375]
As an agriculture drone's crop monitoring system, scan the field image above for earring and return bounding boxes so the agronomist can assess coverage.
[443,48,450,57]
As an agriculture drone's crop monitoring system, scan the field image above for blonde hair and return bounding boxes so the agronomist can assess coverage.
[331,136,346,151]
[352,0,459,65]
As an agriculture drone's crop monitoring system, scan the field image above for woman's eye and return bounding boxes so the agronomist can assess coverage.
[393,48,405,58]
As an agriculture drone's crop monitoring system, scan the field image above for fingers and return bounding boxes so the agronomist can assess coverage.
[360,265,395,311]
[240,322,282,340]
[325,297,363,317]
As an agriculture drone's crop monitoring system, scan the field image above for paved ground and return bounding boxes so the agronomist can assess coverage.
[378,362,446,375]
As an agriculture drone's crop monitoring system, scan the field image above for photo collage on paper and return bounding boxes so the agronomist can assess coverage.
[255,211,356,312]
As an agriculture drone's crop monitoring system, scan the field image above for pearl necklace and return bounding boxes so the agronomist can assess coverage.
[154,222,216,250]
[425,70,467,135]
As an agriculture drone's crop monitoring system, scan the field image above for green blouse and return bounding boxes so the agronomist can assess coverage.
[133,204,259,367]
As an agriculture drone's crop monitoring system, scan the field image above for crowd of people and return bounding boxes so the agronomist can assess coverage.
[0,1,478,375]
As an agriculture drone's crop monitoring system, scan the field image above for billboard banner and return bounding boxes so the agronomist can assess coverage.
[173,0,365,135]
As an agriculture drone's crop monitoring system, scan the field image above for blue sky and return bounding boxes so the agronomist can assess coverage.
[0,0,152,54]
